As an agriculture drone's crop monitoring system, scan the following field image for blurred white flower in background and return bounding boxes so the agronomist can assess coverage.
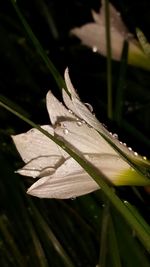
[12,68,150,199]
[71,0,150,70]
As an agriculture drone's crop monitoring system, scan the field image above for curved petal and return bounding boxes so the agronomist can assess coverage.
[27,157,99,199]
[12,125,63,163]
[16,155,63,178]
[46,91,75,125]
[64,69,150,168]
[55,120,117,155]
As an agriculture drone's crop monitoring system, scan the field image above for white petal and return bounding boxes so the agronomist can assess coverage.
[100,0,129,36]
[16,155,62,178]
[64,69,150,168]
[71,1,139,61]
[55,120,117,155]
[71,23,128,60]
[64,68,107,133]
[46,91,74,125]
[12,125,63,163]
[27,157,99,198]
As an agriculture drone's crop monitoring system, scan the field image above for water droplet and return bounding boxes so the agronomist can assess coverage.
[134,152,138,156]
[63,129,69,135]
[112,133,118,139]
[92,46,98,53]
[84,103,93,112]
[68,110,73,114]
[109,132,113,135]
[128,147,132,151]
[143,156,147,160]
[76,121,82,126]
[123,143,127,146]
[62,123,67,128]
[119,141,123,144]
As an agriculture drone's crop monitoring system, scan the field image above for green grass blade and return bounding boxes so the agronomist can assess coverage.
[114,41,128,124]
[10,0,65,90]
[99,202,110,267]
[108,215,122,267]
[28,200,76,267]
[104,0,113,119]
[0,215,27,267]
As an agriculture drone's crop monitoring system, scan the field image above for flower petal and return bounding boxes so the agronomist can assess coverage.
[16,155,63,178]
[12,125,64,163]
[64,69,150,168]
[27,157,99,199]
[46,91,75,125]
[85,154,150,186]
[55,120,117,155]
[99,0,129,35]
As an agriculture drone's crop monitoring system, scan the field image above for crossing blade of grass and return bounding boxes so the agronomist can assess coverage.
[114,41,128,125]
[108,214,122,267]
[10,0,65,91]
[123,201,150,235]
[112,209,150,267]
[98,202,110,267]
[104,0,113,119]
[0,215,27,267]
[28,199,76,267]
[18,186,50,267]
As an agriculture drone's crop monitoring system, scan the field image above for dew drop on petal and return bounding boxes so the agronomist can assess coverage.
[68,110,73,114]
[112,133,118,139]
[128,147,132,151]
[84,103,93,112]
[63,129,69,135]
[143,156,147,160]
[92,46,98,53]
[134,152,138,156]
[123,143,127,146]
[76,121,82,126]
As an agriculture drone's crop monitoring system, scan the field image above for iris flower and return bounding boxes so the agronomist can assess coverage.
[71,0,150,70]
[12,69,150,199]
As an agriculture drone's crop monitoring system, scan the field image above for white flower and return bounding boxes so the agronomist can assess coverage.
[71,1,150,69]
[12,68,150,199]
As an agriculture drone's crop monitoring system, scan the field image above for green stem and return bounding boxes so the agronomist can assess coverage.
[99,202,110,267]
[1,100,150,252]
[104,0,113,119]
